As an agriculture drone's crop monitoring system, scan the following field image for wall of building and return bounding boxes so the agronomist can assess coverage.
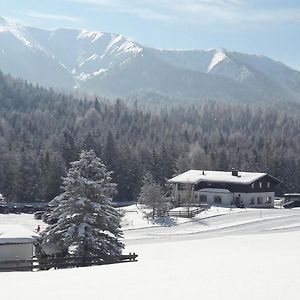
[194,189,233,206]
[232,192,274,208]
[0,243,33,267]
[176,188,193,206]
[175,183,274,208]
[194,175,277,193]
[284,195,300,203]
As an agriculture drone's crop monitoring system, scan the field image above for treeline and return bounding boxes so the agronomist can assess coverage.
[0,71,299,202]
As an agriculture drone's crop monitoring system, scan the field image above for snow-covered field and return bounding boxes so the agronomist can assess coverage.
[1,206,300,300]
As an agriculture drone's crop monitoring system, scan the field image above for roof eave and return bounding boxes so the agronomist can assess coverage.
[168,178,264,185]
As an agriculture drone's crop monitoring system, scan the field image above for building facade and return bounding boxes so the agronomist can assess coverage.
[168,170,281,208]
[0,225,38,268]
[283,194,300,208]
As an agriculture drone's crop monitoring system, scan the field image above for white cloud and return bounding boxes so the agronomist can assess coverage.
[67,0,172,21]
[21,11,81,23]
[66,0,300,25]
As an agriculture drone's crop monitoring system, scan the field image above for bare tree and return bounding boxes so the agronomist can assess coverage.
[138,172,165,218]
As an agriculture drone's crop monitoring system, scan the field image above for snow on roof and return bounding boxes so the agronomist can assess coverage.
[198,188,231,193]
[0,225,38,245]
[168,170,268,185]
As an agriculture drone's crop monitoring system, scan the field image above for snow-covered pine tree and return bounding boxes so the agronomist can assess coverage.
[39,150,124,257]
[138,172,165,218]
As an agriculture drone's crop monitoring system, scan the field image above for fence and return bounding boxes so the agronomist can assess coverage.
[0,253,138,272]
[168,207,205,218]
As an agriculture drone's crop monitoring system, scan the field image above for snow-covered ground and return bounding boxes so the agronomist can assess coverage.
[0,213,45,232]
[1,206,300,300]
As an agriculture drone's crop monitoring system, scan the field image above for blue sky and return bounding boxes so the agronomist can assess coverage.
[1,0,300,70]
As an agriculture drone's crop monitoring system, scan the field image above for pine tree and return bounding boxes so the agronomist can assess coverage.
[39,150,124,257]
[138,172,165,218]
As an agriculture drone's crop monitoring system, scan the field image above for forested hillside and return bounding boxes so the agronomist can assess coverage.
[0,71,299,202]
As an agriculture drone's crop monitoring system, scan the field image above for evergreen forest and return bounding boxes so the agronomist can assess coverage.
[0,71,299,203]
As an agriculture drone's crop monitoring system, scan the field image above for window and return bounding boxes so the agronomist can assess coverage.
[257,197,262,204]
[265,196,272,204]
[178,184,187,190]
[259,182,262,189]
[267,182,270,189]
[250,198,255,205]
[199,194,207,203]
[251,183,255,189]
[214,195,222,204]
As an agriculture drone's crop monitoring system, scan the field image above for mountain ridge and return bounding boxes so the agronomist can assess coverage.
[1,16,300,103]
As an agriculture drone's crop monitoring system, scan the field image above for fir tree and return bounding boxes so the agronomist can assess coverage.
[39,150,124,257]
[0,70,299,201]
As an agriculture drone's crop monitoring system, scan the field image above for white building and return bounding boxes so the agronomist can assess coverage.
[168,170,281,208]
[0,225,38,269]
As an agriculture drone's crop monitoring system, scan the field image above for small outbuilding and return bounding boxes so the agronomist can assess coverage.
[283,194,300,208]
[0,225,38,269]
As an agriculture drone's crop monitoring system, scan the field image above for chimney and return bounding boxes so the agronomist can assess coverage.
[202,170,205,175]
[232,169,239,177]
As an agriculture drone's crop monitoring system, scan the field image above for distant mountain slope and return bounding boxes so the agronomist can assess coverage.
[0,16,300,103]
[82,50,277,102]
[0,17,73,88]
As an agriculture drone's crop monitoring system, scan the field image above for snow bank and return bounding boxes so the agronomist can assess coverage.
[1,207,300,300]
[1,230,300,300]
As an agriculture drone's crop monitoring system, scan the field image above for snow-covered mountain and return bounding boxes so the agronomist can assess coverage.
[1,16,300,102]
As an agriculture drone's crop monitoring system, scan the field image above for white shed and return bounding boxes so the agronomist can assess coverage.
[0,225,38,269]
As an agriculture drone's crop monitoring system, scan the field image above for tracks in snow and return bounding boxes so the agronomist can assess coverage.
[124,210,300,245]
